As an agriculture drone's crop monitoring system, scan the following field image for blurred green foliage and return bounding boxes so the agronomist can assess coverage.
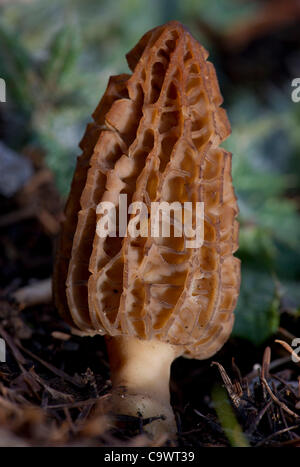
[0,0,299,345]
[224,93,300,343]
[212,384,249,447]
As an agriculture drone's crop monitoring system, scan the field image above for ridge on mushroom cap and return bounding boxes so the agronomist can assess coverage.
[54,21,240,360]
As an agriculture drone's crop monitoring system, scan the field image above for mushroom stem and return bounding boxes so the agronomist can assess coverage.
[105,335,182,438]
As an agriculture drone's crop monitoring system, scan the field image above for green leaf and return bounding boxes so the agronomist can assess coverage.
[279,279,300,317]
[233,267,280,345]
[211,384,249,447]
[0,21,33,112]
[237,225,276,269]
[43,25,81,89]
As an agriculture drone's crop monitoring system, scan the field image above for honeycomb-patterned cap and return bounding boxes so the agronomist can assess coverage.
[54,21,240,359]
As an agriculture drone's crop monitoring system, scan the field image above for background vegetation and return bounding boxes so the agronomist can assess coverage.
[1,0,300,346]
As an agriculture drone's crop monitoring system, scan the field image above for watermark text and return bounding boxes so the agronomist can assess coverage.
[291,78,300,103]
[0,78,6,103]
[96,194,204,248]
[0,338,6,363]
[291,337,300,363]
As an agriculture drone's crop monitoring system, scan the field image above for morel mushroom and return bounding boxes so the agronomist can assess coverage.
[54,21,240,437]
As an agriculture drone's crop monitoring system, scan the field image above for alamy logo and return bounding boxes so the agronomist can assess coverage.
[96,194,204,248]
[0,338,6,363]
[0,78,6,103]
[291,338,300,363]
[291,78,300,103]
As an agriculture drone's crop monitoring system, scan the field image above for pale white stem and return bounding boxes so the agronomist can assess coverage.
[105,335,182,438]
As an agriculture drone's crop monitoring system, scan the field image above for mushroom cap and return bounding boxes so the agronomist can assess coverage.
[54,21,240,359]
